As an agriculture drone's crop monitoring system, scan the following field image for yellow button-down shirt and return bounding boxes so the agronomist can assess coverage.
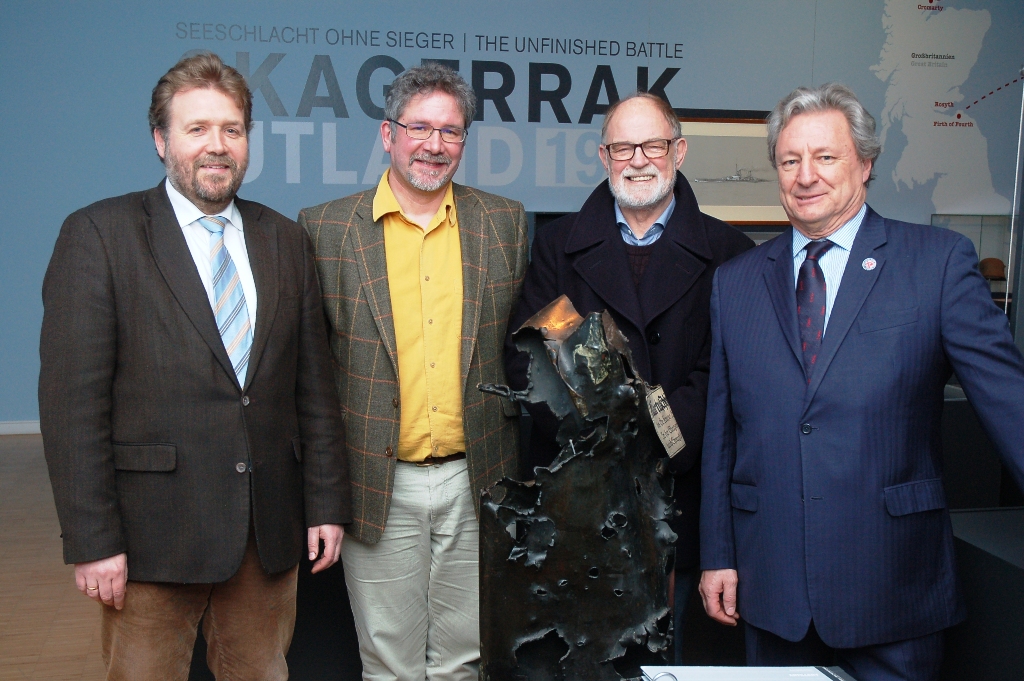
[374,170,466,461]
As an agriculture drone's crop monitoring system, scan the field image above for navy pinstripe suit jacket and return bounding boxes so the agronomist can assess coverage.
[700,206,1024,648]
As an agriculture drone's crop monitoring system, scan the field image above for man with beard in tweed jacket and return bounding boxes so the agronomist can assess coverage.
[299,63,527,681]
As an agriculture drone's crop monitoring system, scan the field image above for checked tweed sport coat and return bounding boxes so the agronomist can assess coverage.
[300,183,528,544]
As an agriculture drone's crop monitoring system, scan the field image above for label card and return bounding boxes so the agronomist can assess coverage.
[645,385,685,458]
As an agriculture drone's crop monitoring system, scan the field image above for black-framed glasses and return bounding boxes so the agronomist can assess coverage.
[603,138,679,161]
[389,119,468,144]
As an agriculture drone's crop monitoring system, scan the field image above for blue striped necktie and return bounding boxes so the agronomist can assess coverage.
[198,216,252,385]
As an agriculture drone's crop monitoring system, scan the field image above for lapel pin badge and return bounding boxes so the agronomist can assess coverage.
[862,257,877,271]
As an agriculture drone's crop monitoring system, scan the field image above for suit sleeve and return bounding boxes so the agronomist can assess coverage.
[940,235,1024,493]
[699,271,739,571]
[39,211,125,564]
[295,225,352,526]
[510,202,530,326]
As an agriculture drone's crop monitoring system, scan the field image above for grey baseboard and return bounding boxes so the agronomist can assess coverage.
[0,420,41,435]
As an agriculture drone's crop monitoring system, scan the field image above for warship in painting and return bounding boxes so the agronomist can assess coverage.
[477,295,677,681]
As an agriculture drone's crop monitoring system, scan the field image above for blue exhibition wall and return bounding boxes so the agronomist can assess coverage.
[3,0,1023,421]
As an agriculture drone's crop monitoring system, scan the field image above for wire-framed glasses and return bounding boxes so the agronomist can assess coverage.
[389,119,468,144]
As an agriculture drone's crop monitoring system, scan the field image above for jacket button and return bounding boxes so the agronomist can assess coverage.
[801,423,812,435]
[648,331,661,345]
[242,396,250,406]
[385,446,393,457]
[235,462,247,473]
[392,397,399,408]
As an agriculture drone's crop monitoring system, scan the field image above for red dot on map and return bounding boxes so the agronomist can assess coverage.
[957,113,961,119]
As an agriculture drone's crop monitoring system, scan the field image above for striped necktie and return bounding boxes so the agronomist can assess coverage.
[796,239,834,384]
[198,216,252,385]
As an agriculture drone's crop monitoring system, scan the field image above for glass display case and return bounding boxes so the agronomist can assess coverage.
[931,214,1014,315]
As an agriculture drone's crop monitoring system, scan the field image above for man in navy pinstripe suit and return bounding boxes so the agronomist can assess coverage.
[698,83,1024,680]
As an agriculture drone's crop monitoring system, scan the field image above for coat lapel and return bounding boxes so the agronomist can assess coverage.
[349,192,400,378]
[763,230,803,368]
[455,185,487,393]
[637,174,710,322]
[565,181,645,332]
[236,198,277,391]
[804,207,887,405]
[143,184,239,387]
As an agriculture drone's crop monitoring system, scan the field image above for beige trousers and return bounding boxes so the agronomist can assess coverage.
[100,526,298,681]
[342,459,480,681]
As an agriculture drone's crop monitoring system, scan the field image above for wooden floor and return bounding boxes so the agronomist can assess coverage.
[0,435,105,680]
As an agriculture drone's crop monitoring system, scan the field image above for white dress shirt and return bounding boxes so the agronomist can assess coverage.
[164,178,258,332]
[791,203,867,334]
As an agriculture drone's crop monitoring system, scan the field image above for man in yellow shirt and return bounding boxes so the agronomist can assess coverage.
[299,64,528,681]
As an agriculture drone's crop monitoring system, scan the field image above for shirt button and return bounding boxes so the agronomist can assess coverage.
[428,319,433,324]
[385,446,394,457]
[432,406,438,412]
[424,275,430,281]
[430,362,435,368]
[648,331,661,345]
[235,462,247,473]
[392,397,399,408]
[801,423,813,435]
[241,396,250,406]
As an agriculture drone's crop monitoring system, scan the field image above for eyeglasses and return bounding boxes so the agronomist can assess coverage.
[603,138,679,161]
[389,119,468,144]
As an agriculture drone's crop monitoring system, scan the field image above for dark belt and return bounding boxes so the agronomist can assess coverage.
[403,452,466,467]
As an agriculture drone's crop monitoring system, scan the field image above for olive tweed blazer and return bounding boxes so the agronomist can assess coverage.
[300,183,528,543]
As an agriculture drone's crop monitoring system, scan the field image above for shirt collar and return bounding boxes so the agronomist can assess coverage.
[372,169,456,230]
[616,196,675,246]
[164,177,242,232]
[792,203,867,257]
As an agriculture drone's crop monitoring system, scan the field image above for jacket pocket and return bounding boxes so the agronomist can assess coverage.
[730,482,758,512]
[112,443,176,472]
[884,478,946,516]
[292,436,303,462]
[858,306,918,334]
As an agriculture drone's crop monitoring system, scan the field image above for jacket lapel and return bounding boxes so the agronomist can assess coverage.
[143,183,239,387]
[566,180,645,332]
[763,229,803,368]
[350,192,400,378]
[236,198,277,391]
[637,173,710,322]
[804,207,887,405]
[455,185,487,393]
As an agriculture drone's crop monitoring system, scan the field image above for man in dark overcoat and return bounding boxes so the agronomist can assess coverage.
[505,92,753,661]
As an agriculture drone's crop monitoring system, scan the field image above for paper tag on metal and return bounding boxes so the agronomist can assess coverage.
[645,385,685,458]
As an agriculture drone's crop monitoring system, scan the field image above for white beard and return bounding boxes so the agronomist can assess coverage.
[608,162,676,209]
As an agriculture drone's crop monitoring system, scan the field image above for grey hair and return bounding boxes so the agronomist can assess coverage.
[766,83,881,185]
[383,63,476,139]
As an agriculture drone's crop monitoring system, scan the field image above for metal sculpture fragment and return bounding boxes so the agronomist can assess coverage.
[478,295,676,681]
